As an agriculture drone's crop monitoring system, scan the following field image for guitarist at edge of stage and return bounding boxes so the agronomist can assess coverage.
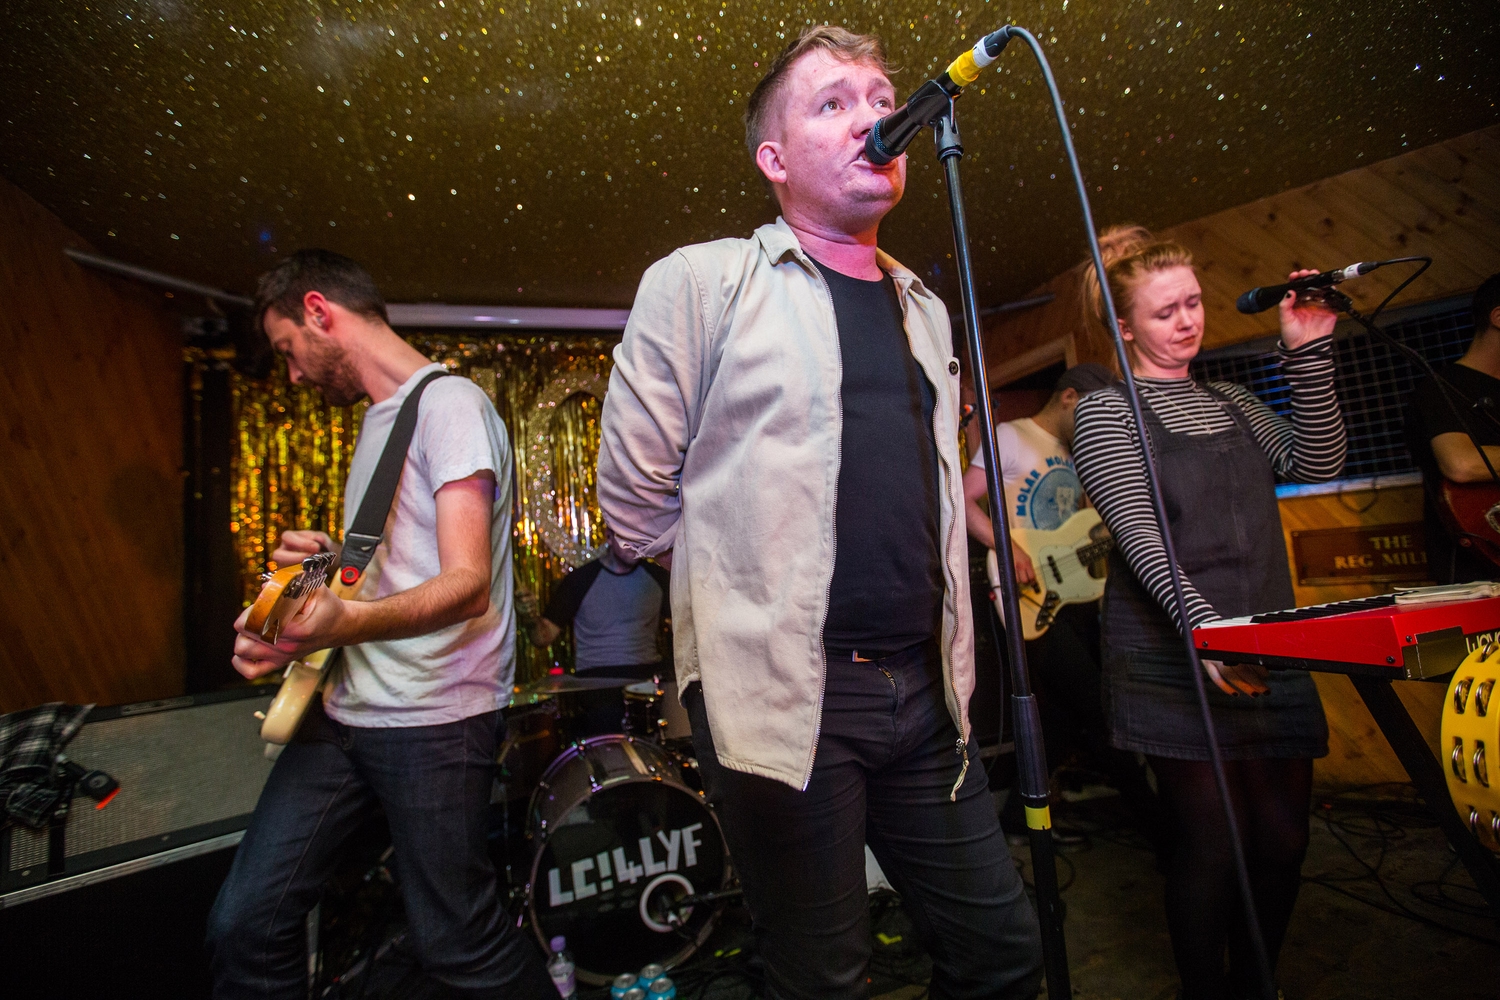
[206,250,556,999]
[1404,271,1500,585]
[961,362,1164,849]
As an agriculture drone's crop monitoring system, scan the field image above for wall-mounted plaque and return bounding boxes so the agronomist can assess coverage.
[1290,522,1429,586]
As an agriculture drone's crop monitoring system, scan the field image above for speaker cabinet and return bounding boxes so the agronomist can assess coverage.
[2,686,274,901]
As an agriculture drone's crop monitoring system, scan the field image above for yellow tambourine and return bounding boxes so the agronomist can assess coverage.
[1441,642,1500,851]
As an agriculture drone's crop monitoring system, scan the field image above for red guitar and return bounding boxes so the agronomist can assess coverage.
[1439,479,1500,568]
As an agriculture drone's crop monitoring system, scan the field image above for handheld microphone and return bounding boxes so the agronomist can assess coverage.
[1235,261,1387,314]
[865,27,1015,166]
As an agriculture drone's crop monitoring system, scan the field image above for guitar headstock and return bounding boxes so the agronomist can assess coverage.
[244,551,337,643]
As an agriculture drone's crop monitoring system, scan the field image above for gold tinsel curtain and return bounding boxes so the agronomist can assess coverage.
[226,332,618,687]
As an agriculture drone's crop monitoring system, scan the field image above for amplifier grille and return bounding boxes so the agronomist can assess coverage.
[7,693,274,876]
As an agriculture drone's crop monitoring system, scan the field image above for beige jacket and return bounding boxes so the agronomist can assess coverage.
[597,217,975,790]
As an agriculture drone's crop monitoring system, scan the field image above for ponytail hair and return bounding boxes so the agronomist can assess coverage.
[1079,225,1195,367]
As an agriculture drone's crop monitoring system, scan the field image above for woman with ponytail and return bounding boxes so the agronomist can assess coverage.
[1070,225,1347,999]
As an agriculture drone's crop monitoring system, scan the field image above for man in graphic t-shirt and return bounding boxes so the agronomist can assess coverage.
[528,524,671,734]
[964,364,1159,846]
[1404,272,1500,584]
[964,364,1111,582]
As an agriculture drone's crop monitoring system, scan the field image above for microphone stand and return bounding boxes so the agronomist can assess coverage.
[929,99,1073,1000]
[950,26,1278,1000]
[923,25,1279,1000]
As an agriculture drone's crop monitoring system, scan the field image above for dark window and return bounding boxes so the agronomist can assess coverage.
[1190,295,1475,479]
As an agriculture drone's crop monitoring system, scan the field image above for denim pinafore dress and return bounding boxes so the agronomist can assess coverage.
[1099,384,1329,761]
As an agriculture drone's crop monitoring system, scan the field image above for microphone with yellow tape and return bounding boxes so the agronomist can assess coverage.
[864,27,1015,166]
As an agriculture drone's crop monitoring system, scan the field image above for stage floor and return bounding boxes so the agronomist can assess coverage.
[675,781,1497,1000]
[3,779,1490,997]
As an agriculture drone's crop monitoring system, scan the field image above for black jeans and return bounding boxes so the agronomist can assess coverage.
[685,642,1043,1000]
[206,702,555,999]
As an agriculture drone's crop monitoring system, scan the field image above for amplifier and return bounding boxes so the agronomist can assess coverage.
[1,686,275,905]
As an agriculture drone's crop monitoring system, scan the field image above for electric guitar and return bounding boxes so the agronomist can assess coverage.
[242,551,352,744]
[986,507,1112,640]
[1438,478,1500,569]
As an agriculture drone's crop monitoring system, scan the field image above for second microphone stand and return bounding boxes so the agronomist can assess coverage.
[930,107,1072,996]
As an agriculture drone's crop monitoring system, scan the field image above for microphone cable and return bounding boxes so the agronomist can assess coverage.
[994,26,1278,1000]
[1318,255,1500,490]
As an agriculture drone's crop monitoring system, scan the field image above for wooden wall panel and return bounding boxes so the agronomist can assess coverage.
[981,124,1500,371]
[0,175,184,712]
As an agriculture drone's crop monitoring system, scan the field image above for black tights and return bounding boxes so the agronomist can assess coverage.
[1148,756,1313,1000]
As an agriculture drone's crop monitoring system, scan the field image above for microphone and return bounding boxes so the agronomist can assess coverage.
[865,27,1015,166]
[1235,261,1387,314]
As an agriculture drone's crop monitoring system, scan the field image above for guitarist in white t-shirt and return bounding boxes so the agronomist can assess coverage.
[206,251,555,999]
[963,364,1162,848]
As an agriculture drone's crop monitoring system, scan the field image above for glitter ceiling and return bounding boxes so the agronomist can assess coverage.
[2,1,1496,311]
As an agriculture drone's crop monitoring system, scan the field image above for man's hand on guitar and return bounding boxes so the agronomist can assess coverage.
[271,529,339,568]
[232,588,351,679]
[1011,541,1038,589]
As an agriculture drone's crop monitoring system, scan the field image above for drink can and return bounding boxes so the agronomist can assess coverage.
[612,973,641,998]
[638,964,666,983]
[622,990,648,1000]
[648,977,677,999]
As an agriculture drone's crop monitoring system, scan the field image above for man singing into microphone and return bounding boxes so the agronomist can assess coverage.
[597,25,1043,1000]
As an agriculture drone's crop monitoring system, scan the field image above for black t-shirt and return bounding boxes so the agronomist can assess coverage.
[813,258,944,655]
[1403,362,1500,583]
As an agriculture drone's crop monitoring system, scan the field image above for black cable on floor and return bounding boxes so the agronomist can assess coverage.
[1301,784,1500,949]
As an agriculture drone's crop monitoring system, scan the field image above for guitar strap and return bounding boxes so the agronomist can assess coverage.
[337,370,451,588]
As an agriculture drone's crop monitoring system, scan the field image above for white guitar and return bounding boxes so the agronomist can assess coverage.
[986,507,1112,640]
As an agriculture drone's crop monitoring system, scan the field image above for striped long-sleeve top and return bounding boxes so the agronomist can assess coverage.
[1071,338,1347,633]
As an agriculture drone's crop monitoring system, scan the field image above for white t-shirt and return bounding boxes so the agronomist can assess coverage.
[970,417,1083,532]
[324,363,516,727]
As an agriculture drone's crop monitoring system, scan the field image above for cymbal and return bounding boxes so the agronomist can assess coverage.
[516,674,632,696]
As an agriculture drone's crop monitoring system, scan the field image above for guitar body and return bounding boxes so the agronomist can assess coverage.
[259,648,336,744]
[987,507,1111,641]
[1438,479,1500,568]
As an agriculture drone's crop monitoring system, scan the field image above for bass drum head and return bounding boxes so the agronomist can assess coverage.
[528,740,729,983]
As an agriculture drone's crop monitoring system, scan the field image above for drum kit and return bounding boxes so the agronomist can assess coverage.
[496,673,733,986]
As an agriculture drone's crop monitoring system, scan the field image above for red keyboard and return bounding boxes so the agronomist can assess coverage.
[1191,590,1500,680]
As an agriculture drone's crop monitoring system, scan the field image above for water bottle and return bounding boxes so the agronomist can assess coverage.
[547,936,577,999]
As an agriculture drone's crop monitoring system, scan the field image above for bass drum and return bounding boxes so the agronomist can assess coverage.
[528,736,729,984]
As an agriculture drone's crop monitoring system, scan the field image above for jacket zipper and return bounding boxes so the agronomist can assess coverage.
[803,255,841,792]
[891,276,971,801]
